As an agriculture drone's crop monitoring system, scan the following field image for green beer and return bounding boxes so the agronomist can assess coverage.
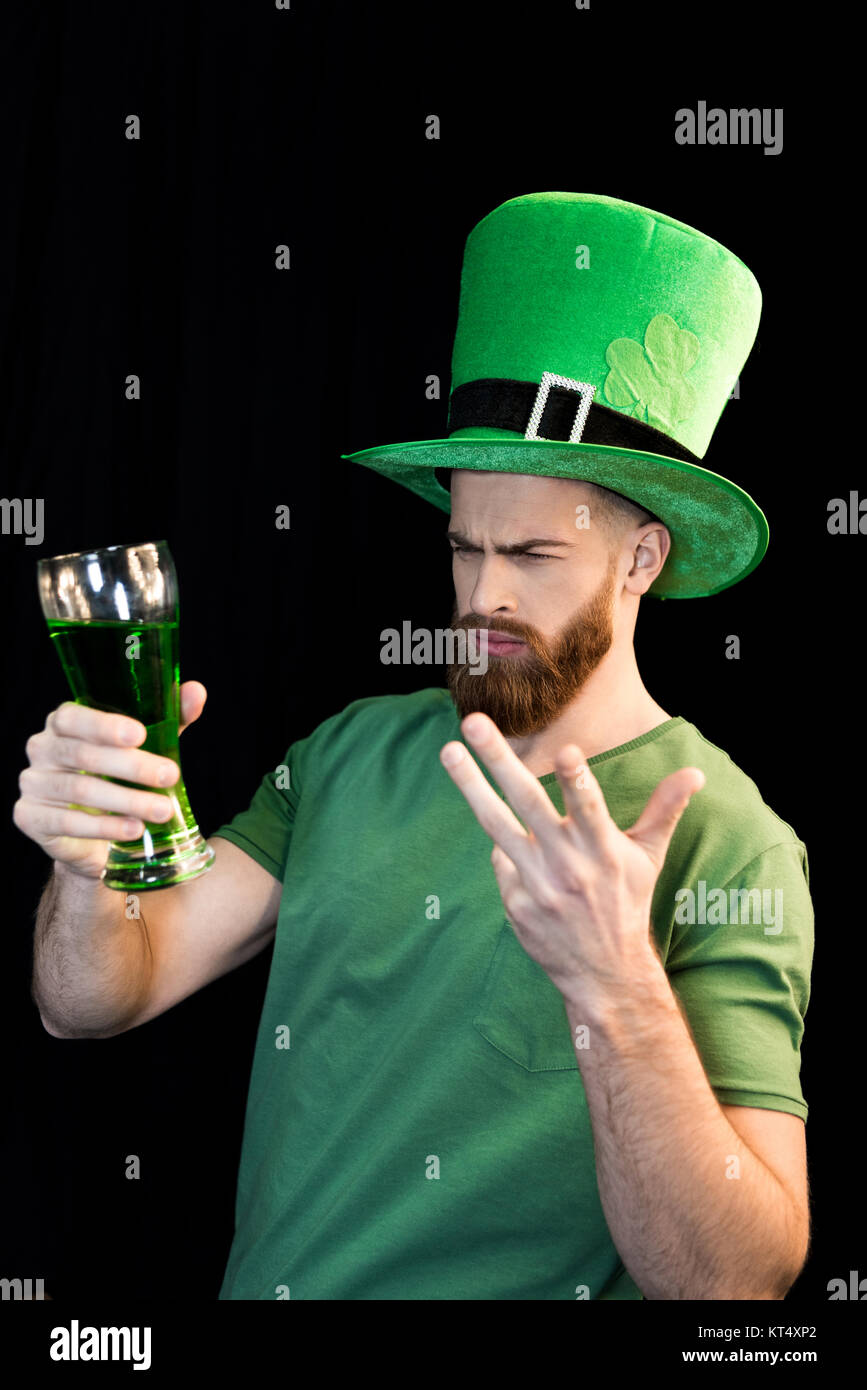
[38,540,215,891]
[46,618,198,864]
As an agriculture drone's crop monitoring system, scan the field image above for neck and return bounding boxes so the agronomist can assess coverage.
[504,642,670,777]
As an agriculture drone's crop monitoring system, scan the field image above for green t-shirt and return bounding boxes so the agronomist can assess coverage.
[215,688,812,1301]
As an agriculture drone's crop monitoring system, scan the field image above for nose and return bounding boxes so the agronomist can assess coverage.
[465,557,518,619]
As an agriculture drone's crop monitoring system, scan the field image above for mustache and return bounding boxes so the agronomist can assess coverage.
[453,616,537,645]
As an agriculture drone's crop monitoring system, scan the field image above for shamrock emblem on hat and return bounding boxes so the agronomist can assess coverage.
[603,312,700,434]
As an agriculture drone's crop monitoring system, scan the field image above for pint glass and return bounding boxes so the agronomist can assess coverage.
[37,540,215,891]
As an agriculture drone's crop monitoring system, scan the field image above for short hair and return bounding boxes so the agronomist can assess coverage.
[436,469,661,536]
[579,480,660,538]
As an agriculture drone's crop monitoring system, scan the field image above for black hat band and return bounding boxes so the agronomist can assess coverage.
[446,377,701,466]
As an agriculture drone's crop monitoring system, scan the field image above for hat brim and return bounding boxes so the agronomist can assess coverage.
[340,436,768,599]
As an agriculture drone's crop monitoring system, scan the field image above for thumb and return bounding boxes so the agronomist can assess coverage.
[179,680,207,736]
[626,766,705,869]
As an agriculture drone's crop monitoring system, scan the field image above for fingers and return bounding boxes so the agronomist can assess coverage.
[458,714,562,839]
[552,744,611,843]
[440,736,535,872]
[14,701,186,872]
[12,799,148,844]
[179,681,207,734]
[490,842,522,901]
[48,700,145,747]
[627,767,706,867]
[33,704,178,787]
[18,765,174,824]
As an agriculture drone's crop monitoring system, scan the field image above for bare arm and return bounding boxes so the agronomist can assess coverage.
[32,836,281,1038]
[33,859,155,1038]
[18,685,283,1039]
[562,965,810,1300]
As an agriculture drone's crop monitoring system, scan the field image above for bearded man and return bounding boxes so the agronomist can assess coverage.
[25,193,812,1301]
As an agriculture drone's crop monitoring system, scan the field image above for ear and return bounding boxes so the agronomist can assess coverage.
[625,521,671,595]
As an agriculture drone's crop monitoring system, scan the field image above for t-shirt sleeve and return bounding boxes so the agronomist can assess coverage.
[663,839,813,1122]
[209,698,377,883]
[211,739,304,883]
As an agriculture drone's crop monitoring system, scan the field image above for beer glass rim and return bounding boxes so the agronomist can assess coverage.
[37,540,169,568]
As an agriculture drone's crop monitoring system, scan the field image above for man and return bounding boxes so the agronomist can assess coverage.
[24,192,812,1300]
[218,192,811,1299]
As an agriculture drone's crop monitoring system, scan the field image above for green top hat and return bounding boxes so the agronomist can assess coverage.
[341,191,768,598]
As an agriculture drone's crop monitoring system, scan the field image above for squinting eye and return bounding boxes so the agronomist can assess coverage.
[450,547,554,561]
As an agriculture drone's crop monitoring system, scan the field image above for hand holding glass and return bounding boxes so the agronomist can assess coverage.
[37,540,215,891]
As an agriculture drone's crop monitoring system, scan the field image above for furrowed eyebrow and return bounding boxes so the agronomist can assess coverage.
[446,529,573,555]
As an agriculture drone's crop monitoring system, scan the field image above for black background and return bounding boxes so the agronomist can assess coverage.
[0,0,858,1310]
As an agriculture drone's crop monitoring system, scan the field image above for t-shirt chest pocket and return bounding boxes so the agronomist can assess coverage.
[473,920,579,1072]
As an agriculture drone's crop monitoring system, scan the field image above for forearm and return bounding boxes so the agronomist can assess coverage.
[32,862,154,1039]
[563,951,805,1300]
